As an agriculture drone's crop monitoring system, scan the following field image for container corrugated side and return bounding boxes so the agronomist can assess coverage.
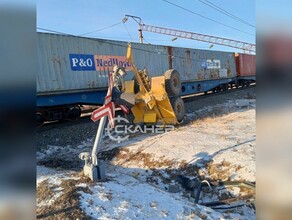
[235,53,256,76]
[37,34,126,94]
[170,47,236,82]
[37,33,238,94]
[37,33,170,94]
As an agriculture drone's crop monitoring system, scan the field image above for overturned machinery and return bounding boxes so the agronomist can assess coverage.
[80,43,185,181]
[112,43,185,124]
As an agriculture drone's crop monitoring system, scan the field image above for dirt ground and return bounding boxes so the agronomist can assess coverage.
[36,87,255,148]
[37,87,256,219]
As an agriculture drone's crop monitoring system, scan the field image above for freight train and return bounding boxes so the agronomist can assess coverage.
[36,33,256,125]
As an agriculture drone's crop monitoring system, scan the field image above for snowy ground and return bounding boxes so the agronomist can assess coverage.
[37,98,256,219]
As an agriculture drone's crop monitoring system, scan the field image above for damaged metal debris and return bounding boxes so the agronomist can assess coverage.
[172,175,255,209]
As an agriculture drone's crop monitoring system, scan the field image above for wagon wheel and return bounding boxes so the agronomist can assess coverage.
[170,97,185,123]
[246,80,251,87]
[36,112,45,127]
[164,69,181,96]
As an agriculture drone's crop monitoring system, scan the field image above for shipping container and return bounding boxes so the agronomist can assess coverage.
[37,33,236,96]
[37,33,243,123]
[235,53,256,77]
[171,47,236,80]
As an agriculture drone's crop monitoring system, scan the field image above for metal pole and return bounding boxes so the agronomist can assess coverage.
[139,25,143,44]
[91,115,107,166]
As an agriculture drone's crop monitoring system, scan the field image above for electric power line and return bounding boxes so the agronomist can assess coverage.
[123,23,134,41]
[161,0,254,36]
[37,27,134,42]
[197,0,255,28]
[37,27,68,35]
[78,22,122,37]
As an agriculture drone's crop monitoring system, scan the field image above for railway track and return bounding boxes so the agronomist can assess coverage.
[182,84,255,103]
[38,84,255,128]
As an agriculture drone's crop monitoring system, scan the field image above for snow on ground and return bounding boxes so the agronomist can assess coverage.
[110,99,255,181]
[37,165,78,186]
[37,99,256,219]
[79,167,241,220]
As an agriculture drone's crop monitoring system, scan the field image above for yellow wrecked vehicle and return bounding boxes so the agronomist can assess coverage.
[111,43,185,125]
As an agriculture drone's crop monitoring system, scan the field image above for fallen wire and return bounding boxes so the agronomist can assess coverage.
[176,175,255,210]
[200,194,254,207]
[214,180,255,190]
[212,204,245,210]
[194,180,211,203]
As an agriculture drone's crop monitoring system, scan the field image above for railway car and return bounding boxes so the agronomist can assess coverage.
[36,33,255,125]
[235,53,256,86]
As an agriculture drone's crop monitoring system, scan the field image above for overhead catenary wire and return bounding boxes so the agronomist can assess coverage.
[123,14,254,52]
[78,22,122,37]
[37,27,132,42]
[141,24,255,52]
[76,34,179,42]
[123,23,134,41]
[197,0,255,28]
[37,27,67,35]
[161,0,254,36]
